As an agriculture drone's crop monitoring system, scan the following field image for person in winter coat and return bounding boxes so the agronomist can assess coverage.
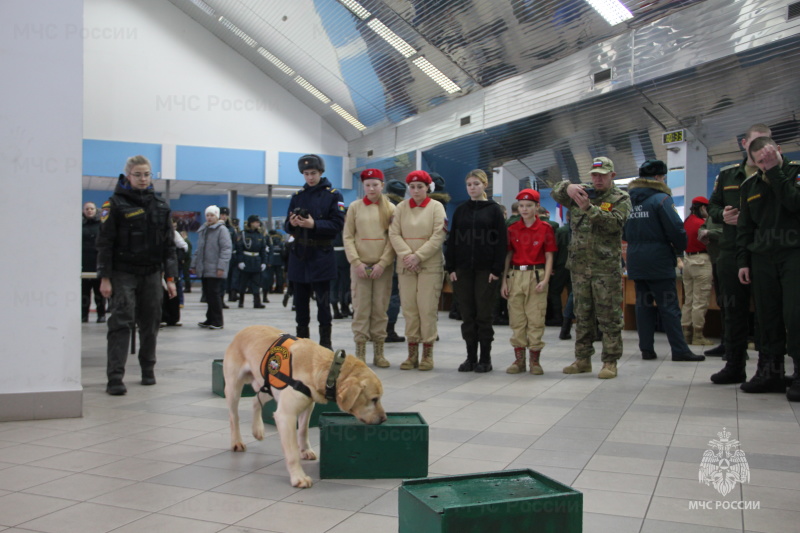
[96,156,178,395]
[445,169,507,372]
[81,201,106,323]
[192,205,232,329]
[389,170,447,371]
[623,159,703,362]
[236,215,269,308]
[284,154,345,349]
[343,168,396,367]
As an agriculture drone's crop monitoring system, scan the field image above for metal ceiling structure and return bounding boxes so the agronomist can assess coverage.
[163,0,800,189]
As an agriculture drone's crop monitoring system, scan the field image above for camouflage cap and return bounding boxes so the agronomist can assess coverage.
[589,157,614,175]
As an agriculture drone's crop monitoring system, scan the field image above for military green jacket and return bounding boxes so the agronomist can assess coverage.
[700,217,723,263]
[736,156,800,268]
[551,182,631,276]
[708,158,755,252]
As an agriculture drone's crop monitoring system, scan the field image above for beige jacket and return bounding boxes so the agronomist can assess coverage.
[389,198,446,273]
[343,198,396,269]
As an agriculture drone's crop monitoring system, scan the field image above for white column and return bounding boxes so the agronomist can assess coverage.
[0,0,84,420]
[666,136,708,219]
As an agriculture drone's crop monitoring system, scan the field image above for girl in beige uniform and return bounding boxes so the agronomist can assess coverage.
[389,170,447,370]
[343,169,396,367]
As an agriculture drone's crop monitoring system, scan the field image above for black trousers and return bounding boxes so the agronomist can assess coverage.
[265,264,284,293]
[294,281,332,328]
[751,250,799,368]
[202,277,224,326]
[634,278,691,355]
[546,266,571,321]
[82,278,105,320]
[239,270,262,297]
[717,249,751,360]
[453,269,499,344]
[106,270,162,382]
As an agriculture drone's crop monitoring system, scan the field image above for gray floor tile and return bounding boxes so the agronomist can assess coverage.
[145,464,247,490]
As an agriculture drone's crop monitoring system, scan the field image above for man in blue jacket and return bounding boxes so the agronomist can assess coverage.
[623,160,704,362]
[284,154,345,349]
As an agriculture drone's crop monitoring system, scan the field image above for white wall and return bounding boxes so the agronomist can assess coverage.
[84,0,348,181]
[0,0,83,416]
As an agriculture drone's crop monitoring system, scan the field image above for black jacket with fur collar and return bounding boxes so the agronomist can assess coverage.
[623,178,687,280]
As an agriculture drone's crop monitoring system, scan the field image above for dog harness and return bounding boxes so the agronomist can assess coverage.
[259,334,311,398]
[258,334,347,402]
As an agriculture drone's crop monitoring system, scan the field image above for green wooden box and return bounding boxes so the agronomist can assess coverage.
[398,469,582,533]
[211,359,256,398]
[318,412,428,479]
[260,400,341,427]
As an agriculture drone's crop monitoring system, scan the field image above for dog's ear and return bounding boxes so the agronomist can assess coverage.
[337,377,364,413]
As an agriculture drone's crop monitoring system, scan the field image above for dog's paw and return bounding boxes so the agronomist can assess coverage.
[291,474,313,488]
[232,442,247,452]
[253,428,265,441]
[300,449,317,461]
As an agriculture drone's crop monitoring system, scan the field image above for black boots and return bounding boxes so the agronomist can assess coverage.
[297,325,310,339]
[740,354,786,394]
[332,302,343,319]
[320,325,332,350]
[141,370,156,386]
[106,380,127,395]
[386,323,405,343]
[459,341,478,372]
[559,320,572,340]
[711,352,747,384]
[704,343,725,356]
[476,340,493,373]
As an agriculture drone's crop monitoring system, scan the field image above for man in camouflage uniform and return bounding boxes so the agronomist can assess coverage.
[551,157,631,379]
[736,136,800,401]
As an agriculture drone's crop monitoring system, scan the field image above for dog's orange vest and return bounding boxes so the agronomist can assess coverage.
[260,334,298,391]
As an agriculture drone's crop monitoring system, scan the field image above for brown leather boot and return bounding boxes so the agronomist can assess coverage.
[506,347,526,374]
[400,342,419,370]
[419,343,434,371]
[529,349,543,375]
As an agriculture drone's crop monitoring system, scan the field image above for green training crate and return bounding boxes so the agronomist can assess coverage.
[398,469,582,533]
[261,400,341,427]
[211,359,256,398]
[319,412,428,479]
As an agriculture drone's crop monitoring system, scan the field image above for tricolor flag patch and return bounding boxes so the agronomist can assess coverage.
[338,201,345,212]
[592,161,604,168]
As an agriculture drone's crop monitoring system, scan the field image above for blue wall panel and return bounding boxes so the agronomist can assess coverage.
[83,139,162,178]
[176,145,265,184]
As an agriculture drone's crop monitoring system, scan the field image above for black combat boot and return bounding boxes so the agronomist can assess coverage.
[254,292,265,308]
[296,325,310,339]
[740,353,786,393]
[320,325,333,350]
[710,351,746,384]
[559,320,572,340]
[458,341,478,372]
[332,303,343,319]
[386,323,405,343]
[475,340,493,373]
[704,343,726,356]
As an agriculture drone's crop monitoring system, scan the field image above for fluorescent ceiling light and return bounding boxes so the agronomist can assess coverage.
[338,0,371,20]
[367,18,416,58]
[412,57,461,94]
[294,76,331,104]
[190,0,214,16]
[585,0,633,25]
[218,16,257,47]
[257,47,294,76]
[331,104,367,131]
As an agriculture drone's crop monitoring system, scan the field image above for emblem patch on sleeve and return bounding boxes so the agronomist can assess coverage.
[600,202,612,212]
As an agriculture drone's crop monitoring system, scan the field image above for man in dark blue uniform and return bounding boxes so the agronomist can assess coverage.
[284,154,345,349]
[237,215,269,308]
[97,155,178,395]
[623,159,703,362]
[264,229,285,299]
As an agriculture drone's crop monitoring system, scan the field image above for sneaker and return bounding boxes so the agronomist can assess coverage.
[208,324,224,330]
[641,350,657,360]
[598,362,617,379]
[197,322,211,328]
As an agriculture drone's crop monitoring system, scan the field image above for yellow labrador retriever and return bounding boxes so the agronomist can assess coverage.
[223,325,387,487]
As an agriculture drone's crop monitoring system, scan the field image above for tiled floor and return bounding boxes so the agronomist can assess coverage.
[1,288,799,532]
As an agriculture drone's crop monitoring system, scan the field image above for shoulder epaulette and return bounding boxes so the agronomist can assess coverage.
[330,188,338,194]
[720,163,740,172]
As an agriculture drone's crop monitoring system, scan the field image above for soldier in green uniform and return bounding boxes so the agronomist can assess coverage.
[551,157,632,379]
[736,136,800,401]
[708,124,771,386]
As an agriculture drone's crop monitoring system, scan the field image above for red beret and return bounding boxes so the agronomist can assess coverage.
[692,196,709,205]
[406,170,432,185]
[360,168,384,182]
[516,188,540,202]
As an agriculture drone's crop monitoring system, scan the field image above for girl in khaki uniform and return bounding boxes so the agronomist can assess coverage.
[389,170,447,370]
[343,169,396,367]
